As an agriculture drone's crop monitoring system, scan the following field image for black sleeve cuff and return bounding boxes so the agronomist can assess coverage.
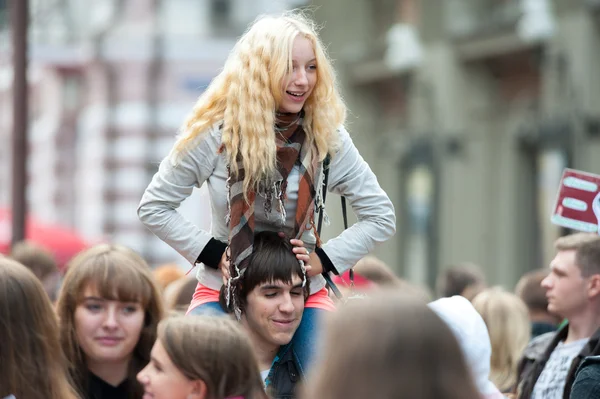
[196,238,227,269]
[316,247,339,275]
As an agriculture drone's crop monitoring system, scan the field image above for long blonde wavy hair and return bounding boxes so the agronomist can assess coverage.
[472,287,531,392]
[174,12,346,195]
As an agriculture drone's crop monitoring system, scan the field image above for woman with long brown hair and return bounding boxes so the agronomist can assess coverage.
[56,244,164,399]
[0,257,79,399]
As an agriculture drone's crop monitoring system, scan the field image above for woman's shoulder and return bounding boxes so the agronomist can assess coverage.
[175,120,224,159]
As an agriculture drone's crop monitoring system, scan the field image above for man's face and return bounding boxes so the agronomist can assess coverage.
[241,275,305,351]
[542,250,588,318]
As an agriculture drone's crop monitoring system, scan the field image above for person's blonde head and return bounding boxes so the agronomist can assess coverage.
[554,233,600,277]
[174,11,346,196]
[472,287,530,392]
[0,258,78,399]
[56,244,164,397]
[155,316,267,399]
[303,291,481,399]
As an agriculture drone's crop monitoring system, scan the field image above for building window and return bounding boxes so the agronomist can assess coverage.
[210,0,233,35]
[400,140,438,287]
[445,0,522,39]
[0,0,7,31]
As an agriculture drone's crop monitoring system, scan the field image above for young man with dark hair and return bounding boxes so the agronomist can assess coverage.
[220,231,310,399]
[515,269,562,339]
[516,233,600,399]
[435,262,486,300]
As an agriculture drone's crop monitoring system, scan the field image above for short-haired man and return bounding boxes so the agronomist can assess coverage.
[515,268,562,339]
[435,262,486,300]
[220,231,309,399]
[516,233,600,399]
[10,241,61,302]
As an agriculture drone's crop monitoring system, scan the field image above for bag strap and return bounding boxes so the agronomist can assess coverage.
[317,155,349,300]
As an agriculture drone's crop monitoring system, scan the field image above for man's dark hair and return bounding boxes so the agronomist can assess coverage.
[10,241,58,280]
[435,262,486,299]
[220,231,309,313]
[515,269,550,313]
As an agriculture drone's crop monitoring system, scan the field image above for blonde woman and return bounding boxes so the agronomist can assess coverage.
[472,287,531,393]
[56,244,165,399]
[138,11,396,370]
[0,258,79,399]
[138,316,267,399]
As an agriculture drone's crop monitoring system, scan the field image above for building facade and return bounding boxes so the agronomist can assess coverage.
[311,0,600,289]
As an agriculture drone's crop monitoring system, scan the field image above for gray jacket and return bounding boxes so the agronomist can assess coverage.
[138,123,396,293]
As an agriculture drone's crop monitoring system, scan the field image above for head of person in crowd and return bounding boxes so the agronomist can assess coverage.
[352,255,401,287]
[303,291,481,399]
[10,240,62,302]
[163,275,198,314]
[435,262,487,300]
[472,287,531,393]
[330,256,399,299]
[152,263,185,291]
[515,268,562,338]
[429,295,505,399]
[220,231,309,397]
[0,257,78,399]
[56,244,164,398]
[174,11,345,196]
[137,316,267,399]
[541,233,600,322]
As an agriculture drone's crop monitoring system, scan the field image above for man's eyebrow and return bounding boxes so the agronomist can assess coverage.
[259,282,304,291]
[260,285,284,291]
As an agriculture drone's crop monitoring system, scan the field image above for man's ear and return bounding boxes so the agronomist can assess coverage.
[587,274,600,299]
[188,379,207,399]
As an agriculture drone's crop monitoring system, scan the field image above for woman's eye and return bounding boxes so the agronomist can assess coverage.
[291,291,303,297]
[265,292,277,298]
[86,303,102,312]
[123,305,139,314]
[308,64,317,70]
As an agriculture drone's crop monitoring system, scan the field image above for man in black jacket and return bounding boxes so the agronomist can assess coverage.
[516,233,600,399]
[221,231,309,398]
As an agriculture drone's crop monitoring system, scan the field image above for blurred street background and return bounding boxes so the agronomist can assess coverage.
[2,0,600,292]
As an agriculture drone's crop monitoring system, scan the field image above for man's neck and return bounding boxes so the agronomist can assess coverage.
[529,310,559,326]
[87,358,130,387]
[565,305,600,343]
[241,323,280,371]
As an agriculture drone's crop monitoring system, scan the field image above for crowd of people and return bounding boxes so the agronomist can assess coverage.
[2,10,600,399]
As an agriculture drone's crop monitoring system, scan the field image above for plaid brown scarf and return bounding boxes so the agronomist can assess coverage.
[225,113,319,312]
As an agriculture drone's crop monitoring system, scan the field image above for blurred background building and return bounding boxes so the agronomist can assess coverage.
[1,0,600,290]
[312,0,600,288]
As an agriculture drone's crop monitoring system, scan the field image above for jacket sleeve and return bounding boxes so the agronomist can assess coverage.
[571,357,600,399]
[319,126,396,274]
[137,126,222,265]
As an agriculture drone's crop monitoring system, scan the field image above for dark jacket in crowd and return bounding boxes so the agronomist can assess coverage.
[266,343,304,399]
[570,355,600,399]
[516,324,600,399]
[531,321,557,340]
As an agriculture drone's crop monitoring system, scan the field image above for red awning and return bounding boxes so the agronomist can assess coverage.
[0,208,90,271]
